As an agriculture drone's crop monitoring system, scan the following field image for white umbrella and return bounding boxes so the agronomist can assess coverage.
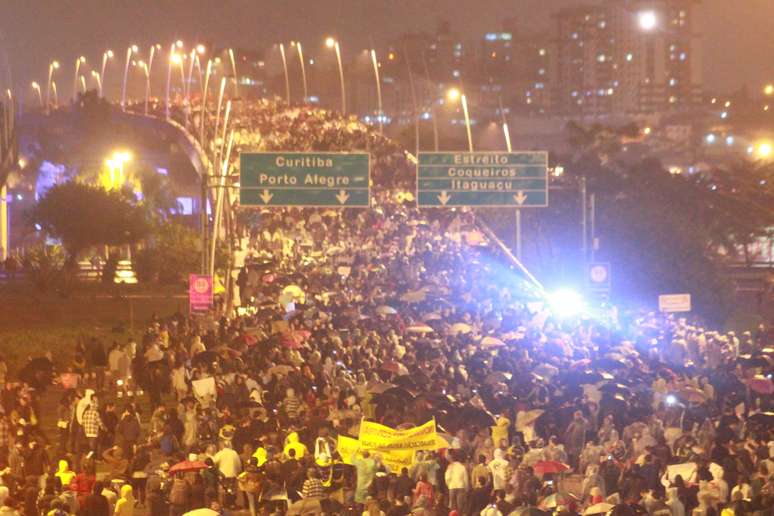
[449,323,473,335]
[584,503,614,515]
[406,324,434,334]
[376,305,398,315]
[184,509,219,516]
[481,336,506,348]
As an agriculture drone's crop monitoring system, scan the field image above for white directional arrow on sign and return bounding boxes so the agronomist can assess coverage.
[513,190,528,205]
[335,190,350,204]
[437,191,451,205]
[260,189,274,204]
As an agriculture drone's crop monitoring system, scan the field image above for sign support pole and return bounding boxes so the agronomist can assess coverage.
[515,208,522,261]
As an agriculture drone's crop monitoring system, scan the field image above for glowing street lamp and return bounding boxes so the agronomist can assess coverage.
[105,150,132,189]
[31,82,43,108]
[638,10,658,31]
[755,141,773,160]
[45,60,59,113]
[446,87,473,152]
[325,37,346,114]
[196,44,206,55]
[121,45,138,109]
[765,84,774,96]
[73,56,86,101]
[291,41,309,101]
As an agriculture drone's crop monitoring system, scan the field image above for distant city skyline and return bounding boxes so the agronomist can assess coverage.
[0,0,772,97]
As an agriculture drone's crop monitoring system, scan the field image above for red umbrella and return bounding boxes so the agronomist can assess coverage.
[747,375,774,395]
[169,460,208,474]
[533,461,570,475]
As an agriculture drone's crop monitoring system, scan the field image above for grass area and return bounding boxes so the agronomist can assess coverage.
[0,280,186,375]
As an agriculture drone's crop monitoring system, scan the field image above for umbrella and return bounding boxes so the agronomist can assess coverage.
[747,375,774,394]
[516,409,545,430]
[533,461,570,475]
[19,357,54,389]
[449,323,473,335]
[268,365,295,376]
[407,324,434,334]
[584,503,615,515]
[508,508,549,516]
[539,493,577,509]
[191,351,219,366]
[376,305,398,316]
[481,336,506,348]
[281,284,306,303]
[183,510,219,516]
[458,406,496,428]
[738,354,771,369]
[748,412,774,425]
[400,289,427,303]
[378,386,416,401]
[422,312,443,321]
[170,460,208,474]
[366,382,395,394]
[485,371,513,384]
[381,361,401,374]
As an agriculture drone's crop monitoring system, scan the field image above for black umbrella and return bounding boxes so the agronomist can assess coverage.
[748,412,774,425]
[19,357,54,389]
[192,351,219,366]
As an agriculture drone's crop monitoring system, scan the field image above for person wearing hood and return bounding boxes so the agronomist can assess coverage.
[114,484,134,516]
[54,459,75,487]
[283,431,308,460]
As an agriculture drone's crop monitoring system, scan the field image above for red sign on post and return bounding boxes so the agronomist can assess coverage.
[189,274,213,313]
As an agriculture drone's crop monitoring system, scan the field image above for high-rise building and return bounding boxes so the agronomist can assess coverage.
[552,0,702,116]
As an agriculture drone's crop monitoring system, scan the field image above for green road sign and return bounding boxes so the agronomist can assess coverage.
[417,151,548,208]
[240,152,370,207]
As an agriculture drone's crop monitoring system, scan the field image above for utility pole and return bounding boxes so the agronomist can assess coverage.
[580,175,587,264]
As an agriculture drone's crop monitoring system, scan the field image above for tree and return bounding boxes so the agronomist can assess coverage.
[135,220,217,284]
[31,182,149,264]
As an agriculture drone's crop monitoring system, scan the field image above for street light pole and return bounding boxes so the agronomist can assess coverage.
[121,45,137,109]
[165,43,175,119]
[228,48,239,98]
[370,49,383,134]
[100,50,113,99]
[91,72,102,97]
[73,56,85,102]
[279,43,291,105]
[326,38,346,114]
[45,60,59,114]
[31,82,43,108]
[292,41,308,101]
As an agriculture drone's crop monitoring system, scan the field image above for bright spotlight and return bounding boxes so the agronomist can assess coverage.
[325,37,336,49]
[638,11,658,31]
[665,394,678,405]
[547,288,584,318]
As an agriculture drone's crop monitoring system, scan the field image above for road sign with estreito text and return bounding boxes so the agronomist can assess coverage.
[416,151,548,208]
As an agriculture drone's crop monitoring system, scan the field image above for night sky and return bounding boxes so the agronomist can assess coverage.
[0,0,772,97]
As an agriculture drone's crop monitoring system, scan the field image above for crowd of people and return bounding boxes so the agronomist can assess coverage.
[0,99,772,516]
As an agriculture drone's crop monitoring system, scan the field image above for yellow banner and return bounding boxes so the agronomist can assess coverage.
[337,420,440,473]
[337,435,414,473]
[358,419,438,452]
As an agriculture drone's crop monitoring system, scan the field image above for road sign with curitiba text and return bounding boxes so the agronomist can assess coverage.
[416,151,548,208]
[240,152,370,207]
